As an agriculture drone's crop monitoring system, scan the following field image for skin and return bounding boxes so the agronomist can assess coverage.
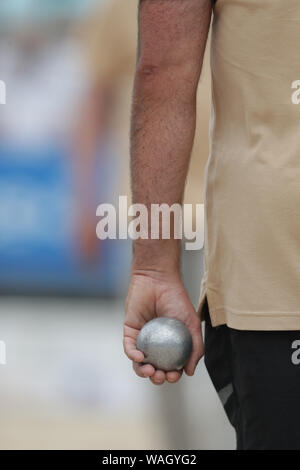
[124,0,212,385]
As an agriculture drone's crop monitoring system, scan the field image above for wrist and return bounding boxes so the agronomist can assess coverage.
[132,239,181,276]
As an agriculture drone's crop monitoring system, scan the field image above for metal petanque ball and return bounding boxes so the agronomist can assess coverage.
[136,317,193,371]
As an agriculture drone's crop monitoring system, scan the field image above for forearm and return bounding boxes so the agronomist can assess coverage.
[131,0,212,273]
[131,67,197,273]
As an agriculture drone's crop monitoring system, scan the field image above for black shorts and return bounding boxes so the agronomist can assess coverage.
[204,303,300,450]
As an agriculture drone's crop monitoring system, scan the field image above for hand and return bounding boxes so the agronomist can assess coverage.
[124,269,204,385]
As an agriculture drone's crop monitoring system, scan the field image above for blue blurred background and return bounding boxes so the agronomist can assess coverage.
[0,0,129,296]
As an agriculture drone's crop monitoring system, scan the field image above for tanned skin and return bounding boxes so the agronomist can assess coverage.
[124,0,212,385]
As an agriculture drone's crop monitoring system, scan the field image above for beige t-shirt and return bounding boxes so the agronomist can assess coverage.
[198,0,300,330]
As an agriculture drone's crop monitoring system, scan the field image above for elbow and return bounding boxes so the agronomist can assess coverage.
[135,60,200,95]
[134,62,172,99]
[135,61,166,83]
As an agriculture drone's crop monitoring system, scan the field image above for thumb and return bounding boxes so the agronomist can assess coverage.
[184,317,204,376]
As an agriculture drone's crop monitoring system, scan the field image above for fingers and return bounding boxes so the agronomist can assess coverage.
[184,325,204,376]
[123,324,145,362]
[150,370,166,385]
[123,335,144,362]
[150,369,183,385]
[166,370,183,383]
[184,341,204,376]
[133,361,155,378]
[133,361,183,385]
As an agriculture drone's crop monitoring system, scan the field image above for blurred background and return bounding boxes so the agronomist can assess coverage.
[0,0,234,449]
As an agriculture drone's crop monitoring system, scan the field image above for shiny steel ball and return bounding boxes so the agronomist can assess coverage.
[136,317,193,371]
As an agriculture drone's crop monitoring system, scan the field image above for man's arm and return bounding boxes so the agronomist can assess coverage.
[131,0,211,269]
[124,0,212,385]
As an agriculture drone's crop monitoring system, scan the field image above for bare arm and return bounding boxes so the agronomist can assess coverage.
[124,0,212,385]
[131,0,212,272]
